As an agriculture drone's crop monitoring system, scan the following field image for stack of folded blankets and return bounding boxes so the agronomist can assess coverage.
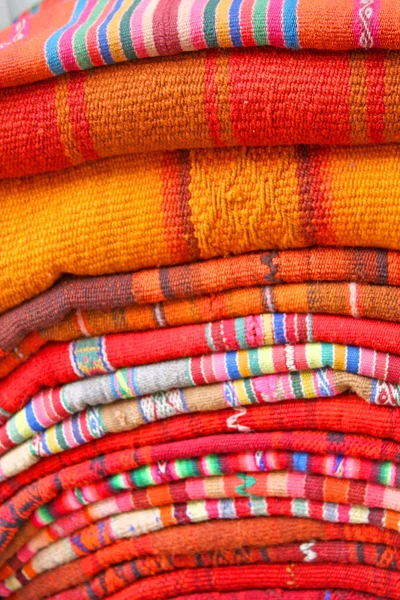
[3,1,400,598]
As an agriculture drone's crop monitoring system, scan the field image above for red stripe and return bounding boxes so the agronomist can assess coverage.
[366,52,386,143]
[152,0,182,55]
[67,72,100,161]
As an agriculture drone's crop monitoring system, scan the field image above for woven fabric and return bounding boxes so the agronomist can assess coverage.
[1,246,397,377]
[5,146,400,314]
[3,47,400,180]
[65,563,400,600]
[2,0,400,89]
[3,393,400,555]
[12,517,397,600]
[0,369,382,481]
[8,495,400,593]
[5,312,400,428]
[4,422,400,508]
[34,448,400,525]
[4,541,400,599]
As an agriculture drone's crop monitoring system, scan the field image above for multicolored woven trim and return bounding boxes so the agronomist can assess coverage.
[5,312,400,427]
[1,0,400,89]
[1,245,397,375]
[7,491,400,591]
[2,340,399,452]
[11,516,400,600]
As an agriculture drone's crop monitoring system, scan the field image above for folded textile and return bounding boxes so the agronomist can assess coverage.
[11,517,399,600]
[4,542,399,600]
[5,422,400,508]
[8,492,400,591]
[2,0,400,89]
[5,313,400,425]
[71,563,400,600]
[1,245,398,377]
[169,594,382,600]
[3,393,400,553]
[3,48,400,180]
[11,516,398,600]
[5,145,400,313]
[3,367,399,481]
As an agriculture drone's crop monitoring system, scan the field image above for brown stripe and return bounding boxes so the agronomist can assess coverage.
[296,145,317,245]
[178,150,200,261]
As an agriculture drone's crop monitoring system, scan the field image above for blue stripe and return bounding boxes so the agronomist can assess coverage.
[225,351,242,380]
[346,345,360,374]
[334,455,344,473]
[370,378,378,404]
[283,0,299,49]
[45,0,87,75]
[273,313,286,345]
[229,0,244,47]
[98,0,125,65]
[293,452,308,472]
[40,432,52,456]
[71,413,86,445]
[25,401,44,433]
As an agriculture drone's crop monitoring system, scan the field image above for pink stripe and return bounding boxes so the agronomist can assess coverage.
[365,483,386,509]
[241,0,257,46]
[286,472,305,498]
[212,353,229,383]
[59,0,99,71]
[190,0,208,50]
[186,478,206,499]
[281,373,296,401]
[130,0,153,58]
[267,0,285,47]
[337,502,350,523]
[62,418,77,451]
[358,347,374,378]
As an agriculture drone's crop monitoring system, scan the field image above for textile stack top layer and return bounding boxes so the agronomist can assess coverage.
[2,1,400,600]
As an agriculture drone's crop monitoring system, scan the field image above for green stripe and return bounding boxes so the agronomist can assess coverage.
[321,343,334,369]
[75,488,88,506]
[290,371,304,399]
[110,472,128,491]
[55,421,69,451]
[131,465,153,488]
[7,418,24,445]
[119,0,142,60]
[203,0,220,48]
[206,454,223,476]
[235,317,248,350]
[252,0,270,46]
[75,0,109,70]
[248,347,262,376]
[36,505,54,526]
[379,462,393,486]
[244,377,258,404]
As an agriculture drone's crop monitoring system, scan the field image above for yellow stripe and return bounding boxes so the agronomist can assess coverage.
[216,0,235,47]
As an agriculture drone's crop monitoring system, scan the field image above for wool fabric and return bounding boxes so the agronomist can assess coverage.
[2,0,400,89]
[3,48,400,180]
[12,517,398,600]
[5,145,400,313]
[2,367,398,481]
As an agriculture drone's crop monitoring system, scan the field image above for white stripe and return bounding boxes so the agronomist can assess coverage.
[349,282,359,318]
[76,309,91,337]
[142,0,160,57]
[177,0,197,51]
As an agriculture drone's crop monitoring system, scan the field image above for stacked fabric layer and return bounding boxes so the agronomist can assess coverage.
[3,1,400,598]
